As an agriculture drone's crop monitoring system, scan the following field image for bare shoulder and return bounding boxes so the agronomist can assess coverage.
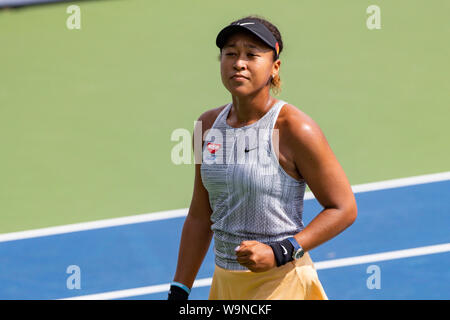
[277,103,356,216]
[196,104,228,135]
[277,103,328,145]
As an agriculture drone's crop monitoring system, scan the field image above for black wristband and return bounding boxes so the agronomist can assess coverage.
[269,238,295,267]
[167,285,189,300]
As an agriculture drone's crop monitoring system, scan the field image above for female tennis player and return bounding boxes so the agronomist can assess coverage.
[168,15,357,300]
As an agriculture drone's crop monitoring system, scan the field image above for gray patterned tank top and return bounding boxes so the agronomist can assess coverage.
[200,99,307,270]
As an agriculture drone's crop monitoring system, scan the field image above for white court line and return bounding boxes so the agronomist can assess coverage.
[0,171,449,243]
[62,242,450,300]
[0,208,188,243]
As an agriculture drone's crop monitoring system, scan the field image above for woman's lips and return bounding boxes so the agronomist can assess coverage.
[231,75,248,81]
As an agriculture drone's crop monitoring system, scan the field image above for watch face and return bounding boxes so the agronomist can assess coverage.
[294,249,304,259]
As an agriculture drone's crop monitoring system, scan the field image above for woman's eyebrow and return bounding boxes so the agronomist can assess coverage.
[223,43,260,49]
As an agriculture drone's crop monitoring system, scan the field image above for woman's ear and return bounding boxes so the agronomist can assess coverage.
[272,59,281,76]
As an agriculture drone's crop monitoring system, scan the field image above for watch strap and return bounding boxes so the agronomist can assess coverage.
[286,237,303,259]
[286,237,300,251]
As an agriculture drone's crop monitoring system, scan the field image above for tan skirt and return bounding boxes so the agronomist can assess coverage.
[208,252,328,300]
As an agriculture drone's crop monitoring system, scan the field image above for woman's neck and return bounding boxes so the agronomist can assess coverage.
[230,93,277,126]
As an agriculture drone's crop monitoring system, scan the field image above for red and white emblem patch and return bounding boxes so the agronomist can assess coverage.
[207,142,221,154]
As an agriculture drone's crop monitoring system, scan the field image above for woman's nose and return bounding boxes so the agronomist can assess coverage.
[233,58,247,70]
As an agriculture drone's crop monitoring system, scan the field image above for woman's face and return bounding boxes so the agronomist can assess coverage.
[220,32,280,97]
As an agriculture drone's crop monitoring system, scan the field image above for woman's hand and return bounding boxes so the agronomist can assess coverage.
[235,240,277,272]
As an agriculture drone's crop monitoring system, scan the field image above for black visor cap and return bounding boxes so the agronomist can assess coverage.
[216,18,280,59]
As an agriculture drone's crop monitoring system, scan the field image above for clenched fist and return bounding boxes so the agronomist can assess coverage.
[235,240,277,272]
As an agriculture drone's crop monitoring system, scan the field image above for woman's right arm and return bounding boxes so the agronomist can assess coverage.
[171,163,213,289]
[171,109,221,290]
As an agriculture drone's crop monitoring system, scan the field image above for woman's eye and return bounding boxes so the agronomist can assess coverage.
[225,53,256,57]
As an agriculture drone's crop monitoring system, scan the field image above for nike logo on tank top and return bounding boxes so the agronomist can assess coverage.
[200,100,306,270]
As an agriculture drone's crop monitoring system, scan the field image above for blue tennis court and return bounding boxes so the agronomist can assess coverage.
[0,174,449,300]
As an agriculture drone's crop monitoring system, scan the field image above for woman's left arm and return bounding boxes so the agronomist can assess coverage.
[235,106,357,272]
[285,108,357,252]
